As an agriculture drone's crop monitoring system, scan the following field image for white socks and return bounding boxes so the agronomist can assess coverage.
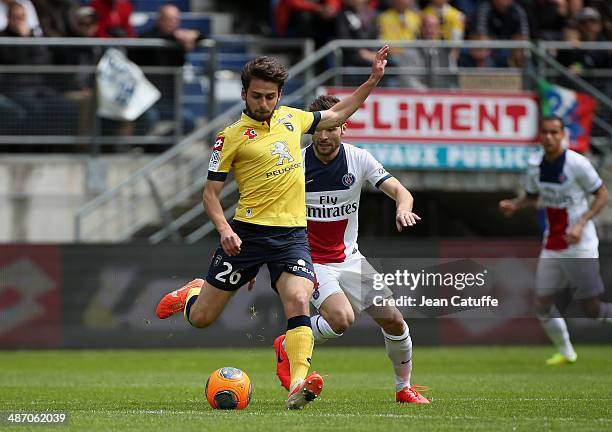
[310,315,343,342]
[382,323,412,392]
[598,303,612,325]
[284,315,414,392]
[538,307,576,358]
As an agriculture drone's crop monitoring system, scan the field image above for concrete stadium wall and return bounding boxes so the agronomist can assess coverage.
[0,155,155,242]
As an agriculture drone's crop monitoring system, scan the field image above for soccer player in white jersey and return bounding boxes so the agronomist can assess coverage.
[499,115,612,365]
[274,95,429,404]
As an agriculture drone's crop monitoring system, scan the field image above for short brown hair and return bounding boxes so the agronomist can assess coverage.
[308,95,340,112]
[240,56,288,91]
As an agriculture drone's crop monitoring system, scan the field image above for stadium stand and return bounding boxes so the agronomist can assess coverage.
[0,0,610,243]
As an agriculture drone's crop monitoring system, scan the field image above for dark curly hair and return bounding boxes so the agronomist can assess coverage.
[241,56,289,92]
[307,95,340,112]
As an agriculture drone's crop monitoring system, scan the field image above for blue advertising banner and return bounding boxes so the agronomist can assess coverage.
[355,143,540,171]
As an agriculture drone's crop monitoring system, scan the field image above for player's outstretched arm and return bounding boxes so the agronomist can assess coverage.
[316,45,390,130]
[203,180,242,256]
[379,177,421,232]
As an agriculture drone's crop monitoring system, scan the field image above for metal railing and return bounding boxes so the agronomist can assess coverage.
[0,36,313,150]
[73,39,612,243]
[70,36,313,241]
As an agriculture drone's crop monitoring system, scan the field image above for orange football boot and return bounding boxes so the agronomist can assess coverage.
[286,371,324,410]
[155,278,204,319]
[274,335,291,391]
[396,385,430,404]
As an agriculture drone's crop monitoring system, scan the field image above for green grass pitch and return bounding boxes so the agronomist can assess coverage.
[1,346,611,431]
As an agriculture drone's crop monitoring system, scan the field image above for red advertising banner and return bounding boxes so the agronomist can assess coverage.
[0,245,60,348]
[325,88,540,145]
[438,240,546,344]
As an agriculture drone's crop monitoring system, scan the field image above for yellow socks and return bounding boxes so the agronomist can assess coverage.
[285,322,314,388]
[183,287,202,323]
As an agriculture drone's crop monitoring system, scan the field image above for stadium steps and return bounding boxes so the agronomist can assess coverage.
[130,186,240,243]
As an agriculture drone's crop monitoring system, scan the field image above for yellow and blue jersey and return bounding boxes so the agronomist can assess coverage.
[378,8,421,43]
[422,5,464,41]
[208,106,321,227]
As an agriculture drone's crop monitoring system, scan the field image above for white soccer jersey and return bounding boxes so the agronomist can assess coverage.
[303,143,392,264]
[525,149,603,253]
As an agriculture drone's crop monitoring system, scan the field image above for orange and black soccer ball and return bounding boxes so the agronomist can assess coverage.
[205,367,252,410]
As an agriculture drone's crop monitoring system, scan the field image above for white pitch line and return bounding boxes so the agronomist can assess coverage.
[73,409,612,423]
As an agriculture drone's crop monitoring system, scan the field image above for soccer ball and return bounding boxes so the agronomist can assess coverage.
[205,367,252,410]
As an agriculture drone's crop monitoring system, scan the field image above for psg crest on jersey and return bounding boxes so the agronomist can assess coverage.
[342,173,356,187]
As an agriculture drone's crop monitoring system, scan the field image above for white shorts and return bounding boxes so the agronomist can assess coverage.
[535,248,604,299]
[311,252,393,313]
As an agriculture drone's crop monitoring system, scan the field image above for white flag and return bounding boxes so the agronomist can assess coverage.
[96,48,161,121]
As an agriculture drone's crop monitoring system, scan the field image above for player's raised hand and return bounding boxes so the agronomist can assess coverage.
[371,45,390,82]
[396,210,421,232]
[220,227,242,256]
[498,199,517,217]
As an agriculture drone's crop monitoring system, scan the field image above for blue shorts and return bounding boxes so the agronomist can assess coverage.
[205,220,315,292]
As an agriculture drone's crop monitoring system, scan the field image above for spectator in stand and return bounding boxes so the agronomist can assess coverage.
[532,0,569,40]
[32,0,78,36]
[401,14,454,88]
[457,31,505,68]
[130,3,203,134]
[52,6,102,136]
[567,0,584,22]
[376,0,419,85]
[274,0,341,48]
[583,0,612,40]
[559,7,610,92]
[473,0,530,67]
[54,6,102,91]
[451,0,478,26]
[423,0,463,65]
[378,0,421,43]
[0,2,75,136]
[457,32,498,67]
[335,0,379,71]
[135,4,202,61]
[91,0,133,37]
[423,0,464,42]
[0,0,42,35]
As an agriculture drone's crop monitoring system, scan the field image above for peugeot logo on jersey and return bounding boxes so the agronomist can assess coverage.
[271,141,294,165]
[342,173,356,186]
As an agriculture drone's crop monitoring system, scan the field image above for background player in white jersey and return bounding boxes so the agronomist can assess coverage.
[275,95,429,404]
[499,115,612,365]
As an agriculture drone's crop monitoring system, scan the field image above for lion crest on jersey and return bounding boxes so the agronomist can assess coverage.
[271,141,294,165]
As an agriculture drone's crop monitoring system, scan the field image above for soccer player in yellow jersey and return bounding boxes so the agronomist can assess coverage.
[156,45,390,410]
